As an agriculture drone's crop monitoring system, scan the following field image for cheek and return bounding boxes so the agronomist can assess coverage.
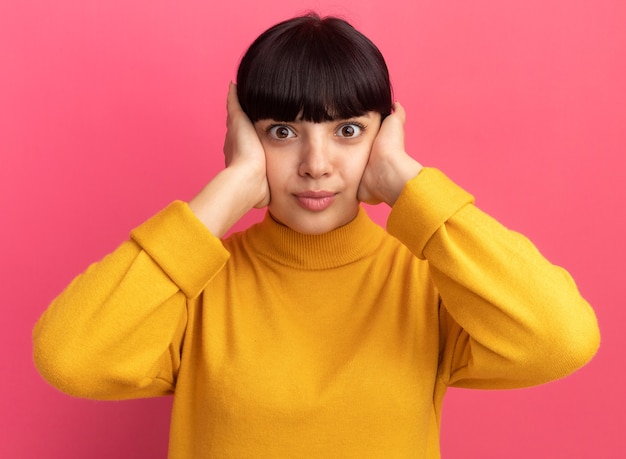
[264,152,292,191]
[264,159,281,190]
[344,145,373,177]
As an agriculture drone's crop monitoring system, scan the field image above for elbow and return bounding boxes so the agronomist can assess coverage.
[544,273,601,378]
[495,296,601,387]
[33,324,111,399]
[33,327,175,400]
[529,303,601,383]
[554,312,600,374]
[33,343,131,400]
[33,335,93,399]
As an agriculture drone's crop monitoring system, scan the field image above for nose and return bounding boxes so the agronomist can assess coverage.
[298,132,332,178]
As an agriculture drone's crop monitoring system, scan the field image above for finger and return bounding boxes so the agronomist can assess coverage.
[226,82,243,121]
[391,101,406,124]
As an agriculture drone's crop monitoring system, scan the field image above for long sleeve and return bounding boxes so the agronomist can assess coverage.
[387,168,600,389]
[33,201,230,400]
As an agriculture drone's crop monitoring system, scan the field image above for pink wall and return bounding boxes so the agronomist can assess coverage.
[2,0,625,456]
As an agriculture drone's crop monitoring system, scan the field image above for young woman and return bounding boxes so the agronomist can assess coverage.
[34,14,600,458]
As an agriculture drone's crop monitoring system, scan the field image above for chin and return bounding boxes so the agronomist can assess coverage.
[292,223,336,236]
[271,210,356,236]
[278,218,336,235]
[269,198,360,235]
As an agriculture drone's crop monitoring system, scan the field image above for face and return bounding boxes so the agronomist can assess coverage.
[254,112,382,235]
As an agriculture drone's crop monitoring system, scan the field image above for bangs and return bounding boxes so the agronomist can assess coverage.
[237,15,392,123]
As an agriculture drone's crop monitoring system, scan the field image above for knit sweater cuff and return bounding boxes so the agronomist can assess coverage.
[130,201,230,298]
[387,168,474,259]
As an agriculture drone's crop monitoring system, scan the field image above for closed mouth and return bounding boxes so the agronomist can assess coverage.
[293,191,337,211]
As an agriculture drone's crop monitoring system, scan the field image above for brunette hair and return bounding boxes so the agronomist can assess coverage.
[236,13,392,122]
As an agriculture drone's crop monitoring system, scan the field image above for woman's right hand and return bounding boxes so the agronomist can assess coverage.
[223,83,270,209]
[188,84,269,238]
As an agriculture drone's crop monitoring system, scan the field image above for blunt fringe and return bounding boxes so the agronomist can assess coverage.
[236,13,392,122]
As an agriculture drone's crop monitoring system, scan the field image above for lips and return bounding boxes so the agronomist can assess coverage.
[294,190,337,211]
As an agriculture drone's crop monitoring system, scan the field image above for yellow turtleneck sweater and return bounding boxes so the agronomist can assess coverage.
[33,168,599,458]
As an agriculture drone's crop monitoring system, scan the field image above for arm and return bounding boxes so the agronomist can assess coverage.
[360,103,600,389]
[388,170,599,388]
[33,203,230,399]
[33,84,269,399]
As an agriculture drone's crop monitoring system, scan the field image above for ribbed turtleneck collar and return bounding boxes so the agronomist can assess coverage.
[244,207,386,270]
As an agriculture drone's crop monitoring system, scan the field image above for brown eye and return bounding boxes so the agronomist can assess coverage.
[341,125,355,137]
[269,125,295,139]
[336,123,363,138]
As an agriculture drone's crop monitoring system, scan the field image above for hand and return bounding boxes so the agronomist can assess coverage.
[223,83,270,208]
[358,102,423,207]
[188,84,270,237]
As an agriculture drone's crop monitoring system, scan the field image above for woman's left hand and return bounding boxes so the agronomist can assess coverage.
[357,102,423,207]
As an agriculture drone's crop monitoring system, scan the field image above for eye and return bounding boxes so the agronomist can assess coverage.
[336,122,365,138]
[268,125,296,140]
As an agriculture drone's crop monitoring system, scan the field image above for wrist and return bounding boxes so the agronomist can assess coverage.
[189,165,266,238]
[225,163,268,209]
[384,156,423,207]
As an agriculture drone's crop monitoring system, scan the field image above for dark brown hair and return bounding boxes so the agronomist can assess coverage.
[236,13,392,122]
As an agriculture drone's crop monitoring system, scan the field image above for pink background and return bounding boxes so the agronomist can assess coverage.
[2,0,625,457]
